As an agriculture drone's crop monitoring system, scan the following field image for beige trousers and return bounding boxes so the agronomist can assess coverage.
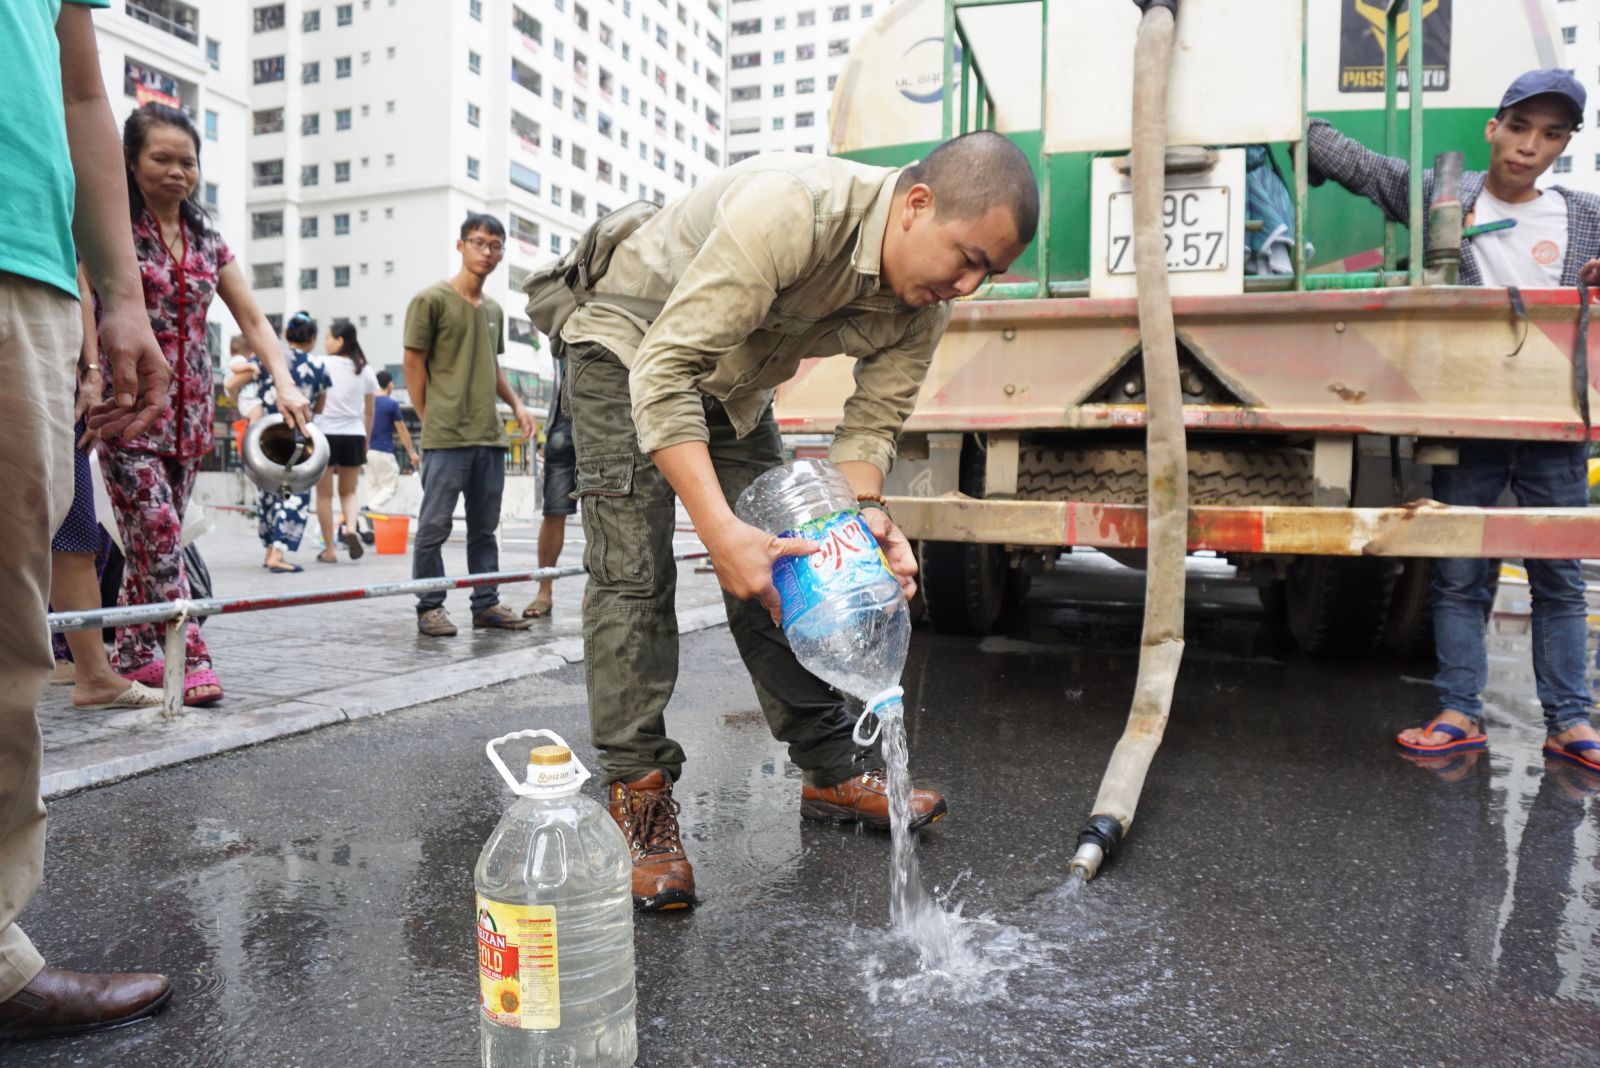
[363,448,400,512]
[0,273,79,1000]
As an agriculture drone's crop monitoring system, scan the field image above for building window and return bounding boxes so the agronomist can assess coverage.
[467,156,480,180]
[303,8,321,31]
[253,56,285,83]
[336,56,352,78]
[385,207,394,219]
[470,0,482,19]
[773,82,785,97]
[511,161,542,195]
[731,17,760,34]
[828,38,849,56]
[302,61,320,83]
[335,160,351,182]
[301,215,319,237]
[300,267,319,290]
[467,102,481,127]
[336,108,352,130]
[253,263,284,289]
[302,113,320,135]
[796,111,815,128]
[1563,26,1576,44]
[468,50,482,74]
[773,49,785,64]
[796,77,814,94]
[205,38,221,70]
[385,153,395,166]
[798,10,815,26]
[513,6,542,41]
[831,4,849,20]
[253,211,284,238]
[253,159,284,186]
[334,266,351,288]
[204,109,219,140]
[386,100,395,113]
[383,314,394,326]
[337,3,353,25]
[386,45,395,58]
[769,116,784,131]
[512,58,543,95]
[571,192,586,217]
[301,163,319,186]
[334,213,351,234]
[203,182,219,214]
[549,234,562,254]
[253,4,285,32]
[797,43,814,61]
[1555,155,1573,174]
[732,51,760,69]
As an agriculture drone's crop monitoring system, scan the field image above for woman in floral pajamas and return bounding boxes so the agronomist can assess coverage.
[85,104,309,705]
[255,311,331,573]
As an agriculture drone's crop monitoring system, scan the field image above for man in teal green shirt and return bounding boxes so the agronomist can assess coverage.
[0,0,177,1042]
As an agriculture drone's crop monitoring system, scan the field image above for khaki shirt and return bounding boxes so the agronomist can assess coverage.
[562,153,951,474]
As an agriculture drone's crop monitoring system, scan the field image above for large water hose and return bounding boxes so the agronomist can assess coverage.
[1067,0,1187,882]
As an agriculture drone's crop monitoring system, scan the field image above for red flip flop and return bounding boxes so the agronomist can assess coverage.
[1396,717,1486,756]
[1543,738,1600,774]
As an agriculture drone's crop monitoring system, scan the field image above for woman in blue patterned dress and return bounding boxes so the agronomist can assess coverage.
[256,311,332,573]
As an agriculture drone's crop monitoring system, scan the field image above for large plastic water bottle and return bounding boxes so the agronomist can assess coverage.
[735,459,910,743]
[475,730,637,1068]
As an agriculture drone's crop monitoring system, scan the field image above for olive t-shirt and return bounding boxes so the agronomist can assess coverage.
[402,281,506,450]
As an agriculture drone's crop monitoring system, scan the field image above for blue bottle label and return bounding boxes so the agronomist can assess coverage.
[772,510,892,629]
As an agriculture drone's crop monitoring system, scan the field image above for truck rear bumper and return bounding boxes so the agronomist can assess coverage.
[888,496,1600,558]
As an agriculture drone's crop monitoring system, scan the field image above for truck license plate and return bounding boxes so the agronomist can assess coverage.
[1105,187,1230,275]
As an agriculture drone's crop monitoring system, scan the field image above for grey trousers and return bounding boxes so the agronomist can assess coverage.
[0,274,79,999]
[564,341,878,788]
[413,445,505,614]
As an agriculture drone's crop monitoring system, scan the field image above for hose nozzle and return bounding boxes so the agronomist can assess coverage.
[1067,815,1125,882]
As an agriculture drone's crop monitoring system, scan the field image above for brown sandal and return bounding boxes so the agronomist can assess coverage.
[521,596,553,619]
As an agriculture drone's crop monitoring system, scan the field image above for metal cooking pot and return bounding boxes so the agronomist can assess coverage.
[241,414,329,495]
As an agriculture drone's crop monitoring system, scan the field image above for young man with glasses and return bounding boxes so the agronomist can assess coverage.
[402,213,537,635]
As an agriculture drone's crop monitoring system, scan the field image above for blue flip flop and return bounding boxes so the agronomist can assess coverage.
[267,562,304,574]
[1543,737,1600,775]
[1396,717,1487,756]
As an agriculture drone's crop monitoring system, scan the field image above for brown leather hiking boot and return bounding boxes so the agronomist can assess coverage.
[801,768,949,831]
[608,770,696,912]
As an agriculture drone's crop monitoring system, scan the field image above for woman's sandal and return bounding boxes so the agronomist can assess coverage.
[183,667,224,707]
[521,596,554,619]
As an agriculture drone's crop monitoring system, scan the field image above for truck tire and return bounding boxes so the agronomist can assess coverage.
[1016,445,1313,506]
[1263,555,1397,656]
[922,540,1007,635]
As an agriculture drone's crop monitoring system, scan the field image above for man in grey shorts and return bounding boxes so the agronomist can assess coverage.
[523,356,574,619]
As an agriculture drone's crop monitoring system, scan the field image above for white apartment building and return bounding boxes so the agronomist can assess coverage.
[724,0,890,162]
[245,0,727,395]
[1555,0,1600,194]
[95,1,252,362]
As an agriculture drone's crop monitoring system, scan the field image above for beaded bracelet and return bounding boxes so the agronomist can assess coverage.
[856,492,891,515]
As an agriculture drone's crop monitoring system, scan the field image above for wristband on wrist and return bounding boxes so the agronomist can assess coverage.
[856,492,890,515]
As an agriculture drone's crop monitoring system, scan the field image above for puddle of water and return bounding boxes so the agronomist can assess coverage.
[863,715,1061,1007]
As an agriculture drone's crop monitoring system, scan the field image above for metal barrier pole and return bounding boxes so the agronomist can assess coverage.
[161,608,188,720]
[48,552,709,635]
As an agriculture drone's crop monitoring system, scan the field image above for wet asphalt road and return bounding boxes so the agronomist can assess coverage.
[8,555,1600,1067]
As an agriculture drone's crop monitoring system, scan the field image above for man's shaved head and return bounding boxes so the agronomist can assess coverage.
[895,130,1039,247]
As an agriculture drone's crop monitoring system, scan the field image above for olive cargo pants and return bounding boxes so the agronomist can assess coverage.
[564,341,877,787]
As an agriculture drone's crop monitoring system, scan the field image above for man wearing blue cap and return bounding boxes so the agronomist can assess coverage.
[1307,69,1600,773]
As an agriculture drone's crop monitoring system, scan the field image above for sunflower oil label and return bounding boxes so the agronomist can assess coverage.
[774,510,891,629]
[477,897,560,1030]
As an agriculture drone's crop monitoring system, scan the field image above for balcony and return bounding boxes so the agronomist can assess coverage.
[126,0,199,45]
[124,57,197,116]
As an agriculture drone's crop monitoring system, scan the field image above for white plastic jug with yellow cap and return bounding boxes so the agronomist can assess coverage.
[476,730,637,1068]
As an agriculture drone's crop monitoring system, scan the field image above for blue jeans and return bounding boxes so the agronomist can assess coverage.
[1430,441,1592,734]
[413,446,504,615]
